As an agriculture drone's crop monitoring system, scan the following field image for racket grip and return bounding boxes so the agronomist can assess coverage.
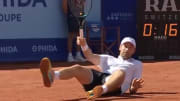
[79,28,84,38]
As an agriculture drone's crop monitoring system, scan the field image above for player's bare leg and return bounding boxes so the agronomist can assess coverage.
[87,70,125,100]
[40,57,93,87]
[103,70,125,92]
[56,64,93,84]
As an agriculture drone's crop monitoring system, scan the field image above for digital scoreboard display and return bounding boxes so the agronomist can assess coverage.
[137,0,180,60]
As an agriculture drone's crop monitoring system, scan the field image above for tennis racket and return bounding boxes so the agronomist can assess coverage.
[68,0,92,38]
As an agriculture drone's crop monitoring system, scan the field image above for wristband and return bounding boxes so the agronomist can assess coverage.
[81,44,89,51]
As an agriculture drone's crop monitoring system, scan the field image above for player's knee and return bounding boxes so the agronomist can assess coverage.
[71,64,83,71]
[72,64,80,68]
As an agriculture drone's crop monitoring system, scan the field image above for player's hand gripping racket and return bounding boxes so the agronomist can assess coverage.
[68,0,92,38]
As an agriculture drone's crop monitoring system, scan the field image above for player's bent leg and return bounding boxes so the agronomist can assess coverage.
[104,70,125,93]
[87,70,125,100]
[57,64,93,85]
[39,57,54,87]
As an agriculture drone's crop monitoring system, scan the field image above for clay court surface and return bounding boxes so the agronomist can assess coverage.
[0,61,180,101]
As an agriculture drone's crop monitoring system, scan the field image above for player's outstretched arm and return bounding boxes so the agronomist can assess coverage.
[77,36,100,65]
[129,78,144,94]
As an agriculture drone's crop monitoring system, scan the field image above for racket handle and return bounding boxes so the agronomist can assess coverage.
[79,28,84,38]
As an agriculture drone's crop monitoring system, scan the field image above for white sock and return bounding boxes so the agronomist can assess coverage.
[102,85,108,94]
[68,52,73,56]
[54,71,61,80]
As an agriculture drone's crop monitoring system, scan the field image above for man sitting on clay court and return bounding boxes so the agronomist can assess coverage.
[39,36,144,100]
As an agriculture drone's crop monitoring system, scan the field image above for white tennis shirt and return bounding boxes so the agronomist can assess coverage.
[98,54,142,94]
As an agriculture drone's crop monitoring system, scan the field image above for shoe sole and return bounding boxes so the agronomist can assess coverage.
[87,86,103,100]
[39,57,52,87]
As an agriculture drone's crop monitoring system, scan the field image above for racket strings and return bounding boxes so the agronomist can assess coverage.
[68,0,92,18]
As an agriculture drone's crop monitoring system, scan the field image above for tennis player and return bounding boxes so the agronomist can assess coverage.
[40,37,144,100]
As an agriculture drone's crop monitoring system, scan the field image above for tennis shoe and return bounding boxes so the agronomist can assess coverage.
[87,86,103,100]
[40,57,54,87]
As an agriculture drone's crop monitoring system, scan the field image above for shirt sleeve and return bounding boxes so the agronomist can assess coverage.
[133,61,143,79]
[98,54,110,71]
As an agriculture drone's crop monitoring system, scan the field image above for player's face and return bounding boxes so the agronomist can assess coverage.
[119,42,135,59]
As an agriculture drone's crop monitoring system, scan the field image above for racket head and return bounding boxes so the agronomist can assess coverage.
[68,0,92,19]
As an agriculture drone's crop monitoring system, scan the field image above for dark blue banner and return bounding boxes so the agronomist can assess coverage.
[101,0,136,25]
[101,0,137,36]
[0,39,67,62]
